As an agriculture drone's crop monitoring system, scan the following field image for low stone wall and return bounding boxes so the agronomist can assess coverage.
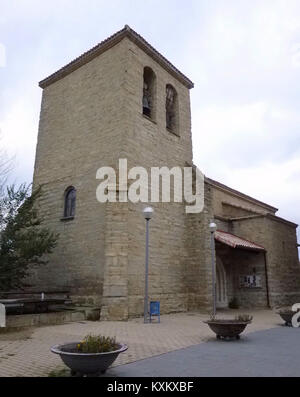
[5,306,100,328]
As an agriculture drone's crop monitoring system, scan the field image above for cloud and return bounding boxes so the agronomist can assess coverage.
[0,97,39,185]
[186,0,300,241]
[193,102,300,170]
[0,43,5,67]
[0,0,299,243]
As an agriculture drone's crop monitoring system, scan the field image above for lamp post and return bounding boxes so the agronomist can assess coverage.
[143,207,154,324]
[209,221,217,318]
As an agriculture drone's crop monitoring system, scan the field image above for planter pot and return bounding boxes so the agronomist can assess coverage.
[277,311,293,326]
[51,342,128,376]
[277,310,300,326]
[204,320,251,340]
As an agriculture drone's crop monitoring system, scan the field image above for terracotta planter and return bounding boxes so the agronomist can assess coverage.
[204,320,251,340]
[51,342,128,376]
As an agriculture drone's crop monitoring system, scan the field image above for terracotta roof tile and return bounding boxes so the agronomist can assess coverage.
[215,230,265,251]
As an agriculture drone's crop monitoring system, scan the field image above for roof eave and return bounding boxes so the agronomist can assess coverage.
[39,25,194,90]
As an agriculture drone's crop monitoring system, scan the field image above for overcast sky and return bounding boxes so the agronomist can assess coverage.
[0,0,300,239]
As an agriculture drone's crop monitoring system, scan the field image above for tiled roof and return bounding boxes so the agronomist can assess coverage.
[215,230,265,251]
[39,25,194,89]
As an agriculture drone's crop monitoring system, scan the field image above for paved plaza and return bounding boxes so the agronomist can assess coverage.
[107,327,300,377]
[0,309,295,377]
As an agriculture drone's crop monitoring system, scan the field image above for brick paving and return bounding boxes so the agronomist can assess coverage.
[0,309,282,377]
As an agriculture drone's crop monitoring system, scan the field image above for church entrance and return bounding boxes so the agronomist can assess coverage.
[216,256,228,308]
[214,230,268,309]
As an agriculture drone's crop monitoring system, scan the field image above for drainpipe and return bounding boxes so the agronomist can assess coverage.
[263,251,270,308]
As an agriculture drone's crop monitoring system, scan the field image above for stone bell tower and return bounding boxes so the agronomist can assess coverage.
[33,26,212,320]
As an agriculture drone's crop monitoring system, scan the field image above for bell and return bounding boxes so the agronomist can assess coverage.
[143,95,151,117]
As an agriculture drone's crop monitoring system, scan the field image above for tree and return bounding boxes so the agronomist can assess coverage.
[0,132,14,197]
[0,184,58,291]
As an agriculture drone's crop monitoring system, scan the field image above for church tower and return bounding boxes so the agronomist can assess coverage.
[33,26,212,320]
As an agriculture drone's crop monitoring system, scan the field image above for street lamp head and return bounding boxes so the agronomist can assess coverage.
[209,222,217,233]
[143,206,154,220]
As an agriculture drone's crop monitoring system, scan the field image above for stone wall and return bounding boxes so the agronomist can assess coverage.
[232,216,300,308]
[214,216,231,233]
[101,199,129,320]
[32,40,129,304]
[99,38,214,318]
[111,38,196,318]
[32,35,207,319]
[210,182,300,309]
[185,182,214,312]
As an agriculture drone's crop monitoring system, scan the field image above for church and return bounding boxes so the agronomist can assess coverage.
[32,26,300,320]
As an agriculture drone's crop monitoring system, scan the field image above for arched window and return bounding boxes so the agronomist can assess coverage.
[142,67,156,119]
[166,84,178,133]
[64,187,76,218]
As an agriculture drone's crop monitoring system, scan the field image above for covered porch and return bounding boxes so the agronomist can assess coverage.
[214,230,269,309]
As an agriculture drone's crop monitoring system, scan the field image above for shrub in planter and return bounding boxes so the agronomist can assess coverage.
[51,334,127,376]
[77,335,118,353]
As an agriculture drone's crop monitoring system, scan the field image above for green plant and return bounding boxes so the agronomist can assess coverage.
[228,297,239,309]
[77,335,118,353]
[235,314,253,322]
[0,184,58,290]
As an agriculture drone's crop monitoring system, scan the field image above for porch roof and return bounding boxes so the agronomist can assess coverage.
[215,230,266,252]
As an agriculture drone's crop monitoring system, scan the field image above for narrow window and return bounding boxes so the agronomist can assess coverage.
[143,67,156,119]
[64,187,76,218]
[166,84,178,133]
